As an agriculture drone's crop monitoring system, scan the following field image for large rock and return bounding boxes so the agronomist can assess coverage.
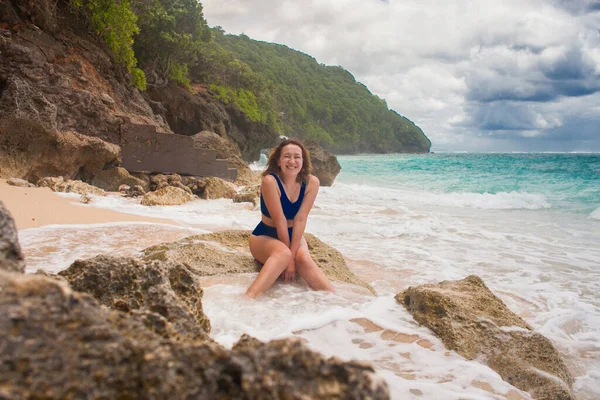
[0,201,25,273]
[398,275,574,400]
[198,176,237,200]
[91,167,149,192]
[191,131,255,185]
[58,255,211,341]
[0,270,389,399]
[141,186,195,206]
[0,77,121,182]
[305,140,341,186]
[141,230,376,294]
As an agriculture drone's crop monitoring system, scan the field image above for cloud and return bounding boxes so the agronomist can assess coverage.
[202,0,600,151]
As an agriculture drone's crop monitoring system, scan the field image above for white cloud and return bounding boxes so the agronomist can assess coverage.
[202,0,600,151]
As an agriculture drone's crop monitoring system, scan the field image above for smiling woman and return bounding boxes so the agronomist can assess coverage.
[246,139,334,298]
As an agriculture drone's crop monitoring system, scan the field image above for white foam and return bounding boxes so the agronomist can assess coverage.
[590,206,600,220]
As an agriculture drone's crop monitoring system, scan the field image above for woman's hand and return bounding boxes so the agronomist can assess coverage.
[282,259,296,282]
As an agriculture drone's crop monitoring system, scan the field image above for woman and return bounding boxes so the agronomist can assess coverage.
[246,139,335,298]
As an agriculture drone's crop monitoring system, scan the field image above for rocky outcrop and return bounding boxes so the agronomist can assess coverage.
[0,76,122,182]
[58,255,211,341]
[36,176,106,196]
[398,275,574,400]
[0,201,25,273]
[0,269,388,399]
[91,167,149,192]
[141,230,376,294]
[0,5,170,147]
[192,130,255,185]
[148,83,279,162]
[141,186,195,206]
[306,140,341,186]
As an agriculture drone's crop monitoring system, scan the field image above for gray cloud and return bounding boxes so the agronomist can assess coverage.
[203,0,600,152]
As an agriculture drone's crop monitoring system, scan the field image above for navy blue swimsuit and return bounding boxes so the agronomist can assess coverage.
[252,174,306,240]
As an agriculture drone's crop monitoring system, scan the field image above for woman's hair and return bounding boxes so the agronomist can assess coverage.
[263,138,312,183]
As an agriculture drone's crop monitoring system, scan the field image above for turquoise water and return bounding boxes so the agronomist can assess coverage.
[337,153,600,214]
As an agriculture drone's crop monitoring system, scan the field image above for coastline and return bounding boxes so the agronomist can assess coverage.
[0,179,177,230]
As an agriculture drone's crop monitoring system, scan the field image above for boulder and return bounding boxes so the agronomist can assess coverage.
[141,186,195,206]
[0,201,25,273]
[305,141,341,186]
[233,184,261,206]
[58,255,211,341]
[91,167,149,192]
[198,176,237,200]
[36,176,106,196]
[141,230,376,294]
[0,270,389,399]
[398,275,574,400]
[0,78,120,182]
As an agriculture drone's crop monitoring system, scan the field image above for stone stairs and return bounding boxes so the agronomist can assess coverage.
[120,124,237,181]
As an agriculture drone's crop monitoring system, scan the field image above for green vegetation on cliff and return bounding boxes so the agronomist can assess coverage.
[197,30,430,153]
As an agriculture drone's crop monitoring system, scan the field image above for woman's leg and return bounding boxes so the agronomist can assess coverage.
[246,235,292,298]
[294,237,335,292]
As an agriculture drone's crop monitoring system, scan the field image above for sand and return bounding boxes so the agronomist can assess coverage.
[0,179,176,230]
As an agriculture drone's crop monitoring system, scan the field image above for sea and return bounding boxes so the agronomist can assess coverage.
[20,153,600,399]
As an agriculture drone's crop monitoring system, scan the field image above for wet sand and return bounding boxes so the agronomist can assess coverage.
[0,179,176,230]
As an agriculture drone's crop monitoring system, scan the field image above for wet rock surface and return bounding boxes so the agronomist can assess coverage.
[398,275,575,400]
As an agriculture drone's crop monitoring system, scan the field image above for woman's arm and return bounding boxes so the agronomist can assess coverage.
[261,175,290,247]
[289,175,320,258]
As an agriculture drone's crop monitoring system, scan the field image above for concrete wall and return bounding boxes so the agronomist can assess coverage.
[121,124,237,181]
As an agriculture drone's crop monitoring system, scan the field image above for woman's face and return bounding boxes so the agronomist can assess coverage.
[278,144,303,176]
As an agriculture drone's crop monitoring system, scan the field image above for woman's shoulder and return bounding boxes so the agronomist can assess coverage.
[305,174,320,188]
[261,174,278,187]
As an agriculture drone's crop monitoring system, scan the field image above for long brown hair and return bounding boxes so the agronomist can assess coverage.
[263,138,312,183]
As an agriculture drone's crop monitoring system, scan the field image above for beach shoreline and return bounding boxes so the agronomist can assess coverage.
[0,179,176,230]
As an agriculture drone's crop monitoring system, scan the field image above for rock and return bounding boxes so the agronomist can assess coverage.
[58,255,211,341]
[141,230,376,294]
[6,178,33,187]
[0,79,121,182]
[0,201,26,273]
[181,176,205,196]
[36,176,106,196]
[191,130,255,185]
[305,140,341,186]
[0,270,388,399]
[91,167,149,192]
[398,275,575,400]
[141,186,195,206]
[233,184,260,206]
[198,176,237,200]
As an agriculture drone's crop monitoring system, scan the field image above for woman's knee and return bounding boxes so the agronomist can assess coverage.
[272,247,292,264]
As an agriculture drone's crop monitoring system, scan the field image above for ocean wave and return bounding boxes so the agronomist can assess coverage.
[329,184,550,210]
[435,191,551,210]
[590,206,600,220]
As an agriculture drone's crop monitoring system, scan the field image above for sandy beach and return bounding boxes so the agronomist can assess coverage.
[0,179,176,230]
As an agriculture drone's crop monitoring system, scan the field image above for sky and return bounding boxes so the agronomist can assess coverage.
[202,0,600,152]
